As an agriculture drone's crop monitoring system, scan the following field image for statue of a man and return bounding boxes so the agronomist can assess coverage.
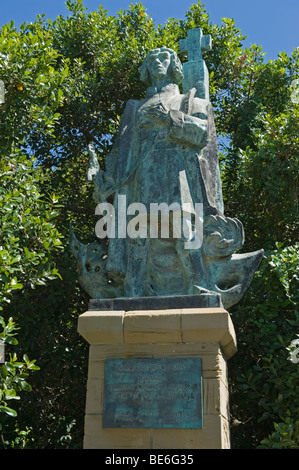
[91,47,225,298]
[95,47,223,212]
[71,38,263,309]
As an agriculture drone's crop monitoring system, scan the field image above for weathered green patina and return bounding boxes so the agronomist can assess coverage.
[70,28,263,309]
[102,358,203,429]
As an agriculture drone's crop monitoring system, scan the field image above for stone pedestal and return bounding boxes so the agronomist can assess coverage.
[78,306,237,449]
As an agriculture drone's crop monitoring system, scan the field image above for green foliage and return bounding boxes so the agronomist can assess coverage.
[0,154,63,299]
[0,318,39,417]
[0,6,65,447]
[230,244,299,448]
[0,153,62,447]
[0,18,71,158]
[259,418,299,449]
[0,316,39,448]
[222,98,299,251]
[0,0,298,448]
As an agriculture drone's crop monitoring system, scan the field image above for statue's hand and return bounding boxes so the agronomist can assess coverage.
[143,103,170,125]
[94,170,115,203]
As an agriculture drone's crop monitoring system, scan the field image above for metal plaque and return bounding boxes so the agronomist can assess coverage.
[102,357,203,428]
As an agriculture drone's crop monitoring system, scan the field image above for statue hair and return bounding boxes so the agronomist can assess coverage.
[140,47,184,86]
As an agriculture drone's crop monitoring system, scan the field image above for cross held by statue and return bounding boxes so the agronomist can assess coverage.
[179,28,212,100]
[180,28,212,62]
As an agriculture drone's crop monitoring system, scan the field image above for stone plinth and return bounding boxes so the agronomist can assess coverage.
[78,306,237,449]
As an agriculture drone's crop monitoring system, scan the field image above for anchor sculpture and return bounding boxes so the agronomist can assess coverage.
[70,28,263,310]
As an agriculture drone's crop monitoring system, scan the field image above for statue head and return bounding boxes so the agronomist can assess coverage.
[140,47,183,87]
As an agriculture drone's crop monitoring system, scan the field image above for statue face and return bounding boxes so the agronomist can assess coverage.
[146,50,171,81]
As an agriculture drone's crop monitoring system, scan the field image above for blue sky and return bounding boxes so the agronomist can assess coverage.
[0,0,298,61]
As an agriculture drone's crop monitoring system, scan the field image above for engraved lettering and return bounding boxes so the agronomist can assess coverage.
[103,358,203,428]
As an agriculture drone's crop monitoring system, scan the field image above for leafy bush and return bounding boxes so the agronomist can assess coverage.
[230,244,299,448]
[0,316,39,447]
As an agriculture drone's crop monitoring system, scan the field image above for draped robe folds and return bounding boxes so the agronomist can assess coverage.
[102,83,224,295]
